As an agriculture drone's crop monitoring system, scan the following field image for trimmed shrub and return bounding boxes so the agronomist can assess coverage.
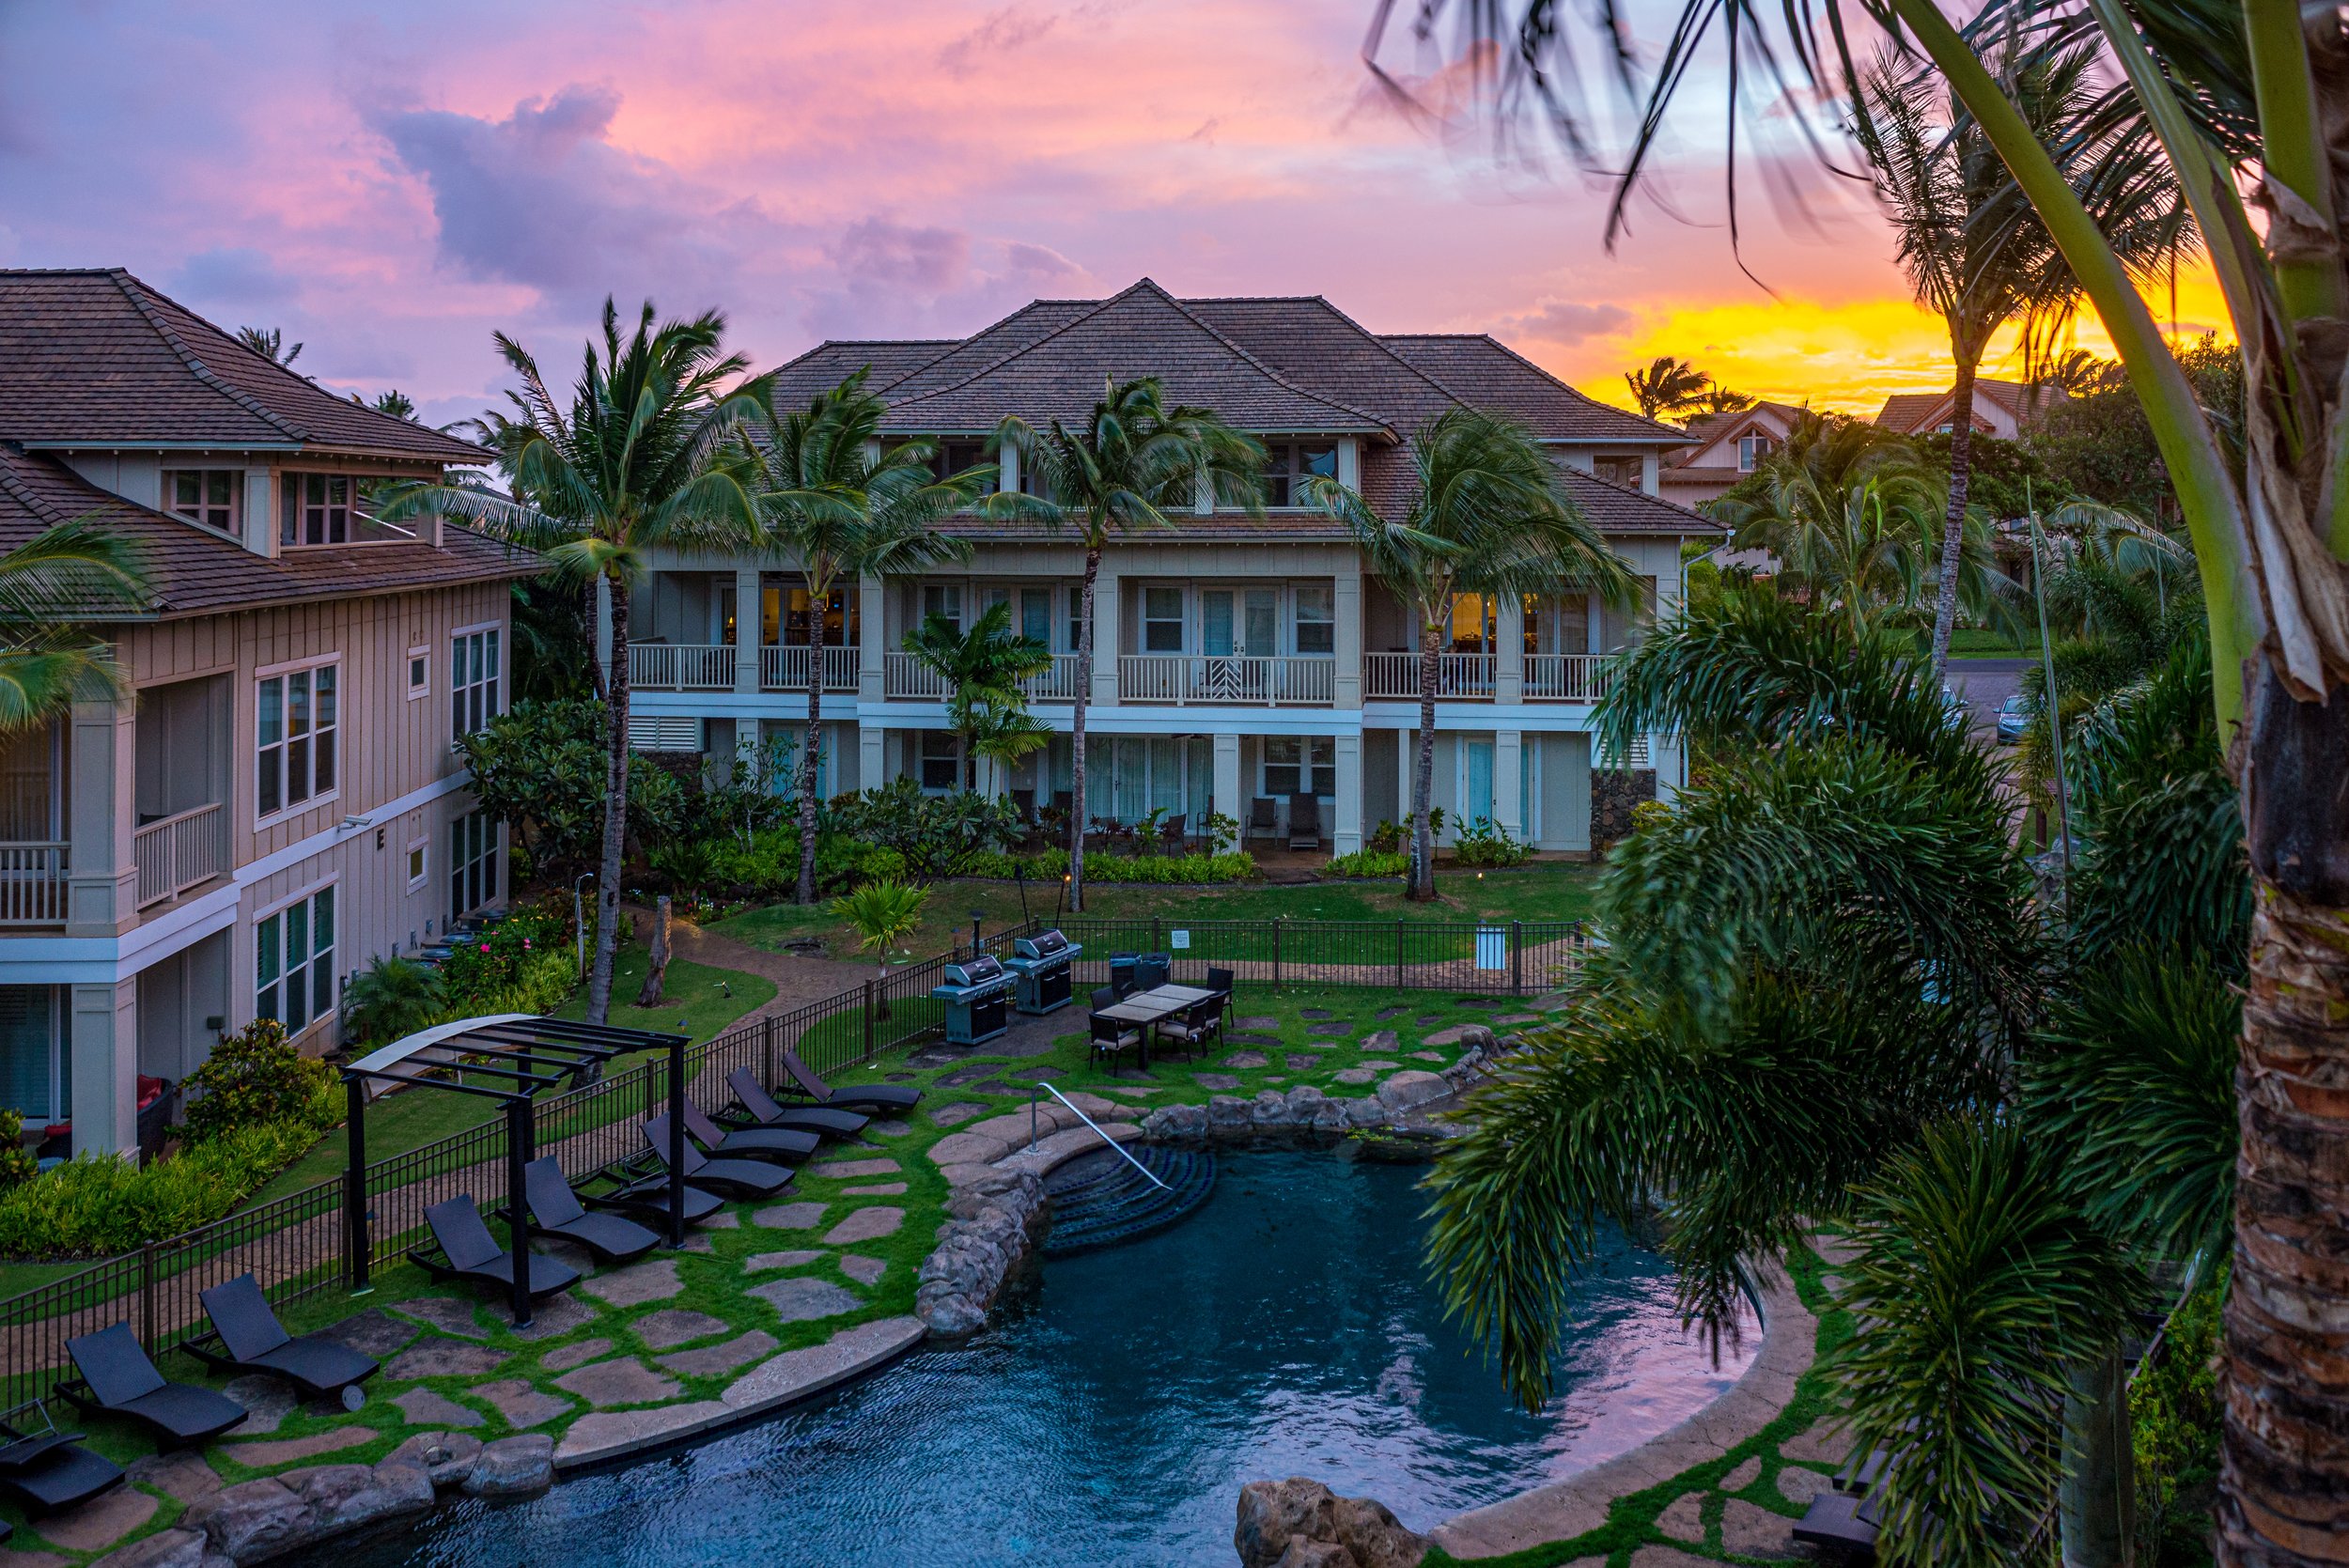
[0,1110,35,1192]
[1452,816,1532,868]
[0,1118,328,1260]
[180,1020,333,1145]
[963,848,1258,884]
[1628,800,1675,833]
[1325,849,1409,879]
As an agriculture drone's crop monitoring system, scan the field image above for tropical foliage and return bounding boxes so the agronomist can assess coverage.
[0,520,152,736]
[901,602,1054,791]
[826,780,1020,884]
[1622,355,1752,420]
[180,1018,334,1145]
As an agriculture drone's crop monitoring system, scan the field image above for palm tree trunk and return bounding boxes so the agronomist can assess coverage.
[1929,353,1977,677]
[2218,663,2349,1566]
[1412,617,1441,901]
[1067,542,1101,913]
[795,578,826,906]
[587,574,630,1025]
[2060,1350,2135,1567]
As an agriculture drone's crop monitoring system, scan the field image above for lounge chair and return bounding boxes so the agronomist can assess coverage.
[681,1101,817,1164]
[1793,1489,1880,1560]
[723,1066,869,1140]
[406,1196,580,1303]
[1287,792,1322,851]
[60,1324,246,1451]
[1154,999,1220,1062]
[510,1157,661,1265]
[0,1415,125,1516]
[627,1116,794,1200]
[582,1164,728,1227]
[1090,1010,1143,1070]
[777,1048,923,1114]
[185,1274,379,1410]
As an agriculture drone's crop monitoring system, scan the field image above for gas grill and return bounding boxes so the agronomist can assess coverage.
[1004,928,1081,1016]
[929,954,1013,1046]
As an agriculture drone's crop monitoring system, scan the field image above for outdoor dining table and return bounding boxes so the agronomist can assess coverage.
[1092,985,1217,1068]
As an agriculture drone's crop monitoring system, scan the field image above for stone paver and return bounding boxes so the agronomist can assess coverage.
[1358,1058,1399,1071]
[0,1546,72,1567]
[389,1297,488,1340]
[1305,1021,1350,1036]
[1300,1008,1336,1018]
[845,1182,907,1195]
[1222,1051,1268,1068]
[220,1375,294,1436]
[387,1341,507,1380]
[391,1388,483,1429]
[125,1450,221,1505]
[1285,1054,1320,1069]
[810,1157,899,1179]
[864,1119,913,1138]
[36,1488,155,1553]
[1359,1030,1397,1051]
[823,1205,904,1244]
[1629,1551,1716,1568]
[226,1426,376,1467]
[1237,1016,1277,1029]
[506,1294,596,1341]
[1225,1032,1282,1047]
[1408,1050,1446,1063]
[748,1250,824,1270]
[1775,1466,1830,1505]
[553,1358,680,1408]
[839,1255,887,1286]
[1779,1415,1852,1466]
[704,1211,740,1229]
[1719,1498,1802,1559]
[753,1202,828,1231]
[1497,1013,1541,1025]
[1657,1492,1705,1543]
[474,1380,572,1429]
[1423,1025,1480,1047]
[1722,1456,1762,1491]
[634,1309,731,1348]
[930,1103,984,1127]
[749,1277,862,1323]
[1334,1068,1377,1085]
[1195,1073,1241,1091]
[315,1308,420,1359]
[926,1131,1012,1166]
[656,1329,778,1377]
[1373,1006,1408,1021]
[540,1337,614,1374]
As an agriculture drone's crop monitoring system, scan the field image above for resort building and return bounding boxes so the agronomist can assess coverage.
[620,280,1722,861]
[1871,377,2064,438]
[0,269,523,1156]
[1657,399,1808,509]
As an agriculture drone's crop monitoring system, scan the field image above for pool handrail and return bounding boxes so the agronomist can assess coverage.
[1028,1083,1171,1192]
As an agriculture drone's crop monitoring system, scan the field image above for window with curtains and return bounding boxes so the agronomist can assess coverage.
[257,887,334,1033]
[448,811,498,921]
[1263,737,1335,799]
[256,660,338,821]
[450,628,500,740]
[0,987,65,1122]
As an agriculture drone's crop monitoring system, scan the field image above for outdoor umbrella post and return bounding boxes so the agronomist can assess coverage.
[506,1098,535,1327]
[666,1035,687,1250]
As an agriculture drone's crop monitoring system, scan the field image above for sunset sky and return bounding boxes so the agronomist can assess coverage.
[0,1,2228,428]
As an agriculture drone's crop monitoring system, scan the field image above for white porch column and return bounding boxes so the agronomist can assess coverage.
[859,573,887,702]
[1495,593,1525,704]
[860,724,887,793]
[1088,567,1121,708]
[70,978,137,1157]
[1333,566,1362,709]
[1652,733,1686,804]
[733,567,760,693]
[1333,733,1362,855]
[1495,730,1524,842]
[1212,732,1242,833]
[67,694,134,937]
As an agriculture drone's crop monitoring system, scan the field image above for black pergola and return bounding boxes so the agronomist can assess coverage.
[340,1016,693,1327]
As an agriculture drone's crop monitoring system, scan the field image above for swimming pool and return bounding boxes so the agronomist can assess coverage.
[332,1150,1754,1568]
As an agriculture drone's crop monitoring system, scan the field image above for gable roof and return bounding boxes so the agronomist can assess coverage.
[1873,378,2060,434]
[0,443,535,619]
[0,269,490,465]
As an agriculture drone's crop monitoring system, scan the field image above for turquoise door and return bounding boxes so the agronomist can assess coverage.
[1465,738,1495,827]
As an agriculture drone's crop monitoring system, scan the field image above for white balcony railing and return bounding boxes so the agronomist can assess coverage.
[1523,654,1617,703]
[629,644,735,691]
[0,843,66,925]
[133,802,226,909]
[1118,655,1336,706]
[1361,652,1498,700]
[759,644,860,693]
[882,652,1083,702]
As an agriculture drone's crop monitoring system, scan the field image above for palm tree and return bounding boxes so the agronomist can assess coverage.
[901,602,1054,794]
[0,520,152,734]
[742,372,986,905]
[1313,409,1633,899]
[235,326,302,366]
[378,299,768,1024]
[1622,355,1712,420]
[1383,4,2349,1552]
[830,878,930,1017]
[1855,41,2187,678]
[985,378,1264,911]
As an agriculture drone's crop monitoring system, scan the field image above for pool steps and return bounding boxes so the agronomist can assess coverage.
[1040,1147,1218,1256]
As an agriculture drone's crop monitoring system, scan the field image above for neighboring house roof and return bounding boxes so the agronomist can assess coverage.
[0,444,536,620]
[0,268,491,465]
[1873,378,2061,434]
[1668,399,1807,466]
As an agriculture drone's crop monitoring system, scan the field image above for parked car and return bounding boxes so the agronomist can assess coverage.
[1938,685,1972,732]
[1997,693,2031,744]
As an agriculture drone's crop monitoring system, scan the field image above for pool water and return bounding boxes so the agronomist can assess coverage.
[334,1152,1754,1568]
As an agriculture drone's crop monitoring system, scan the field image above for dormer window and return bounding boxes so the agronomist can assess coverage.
[932,440,986,482]
[1736,434,1774,472]
[1263,442,1339,507]
[281,474,351,546]
[1594,456,1641,486]
[164,470,240,534]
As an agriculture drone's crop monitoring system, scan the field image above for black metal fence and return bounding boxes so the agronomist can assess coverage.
[1051,917,1588,998]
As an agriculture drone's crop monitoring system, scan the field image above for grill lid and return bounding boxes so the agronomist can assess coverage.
[944,955,1005,987]
[1016,929,1069,960]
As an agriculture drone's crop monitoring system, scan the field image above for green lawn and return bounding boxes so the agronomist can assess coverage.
[718,862,1601,963]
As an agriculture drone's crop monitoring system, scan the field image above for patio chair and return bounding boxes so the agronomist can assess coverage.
[1135,953,1171,990]
[60,1324,246,1452]
[1154,999,1221,1062]
[1109,954,1140,1000]
[1205,966,1237,1023]
[1090,986,1117,1013]
[722,1065,869,1140]
[1011,788,1036,824]
[626,1116,794,1200]
[1159,813,1188,852]
[507,1157,661,1265]
[0,1414,125,1517]
[681,1100,818,1165]
[185,1273,380,1409]
[1090,1010,1143,1070]
[407,1196,581,1304]
[1287,793,1323,851]
[1248,797,1277,841]
[776,1048,924,1113]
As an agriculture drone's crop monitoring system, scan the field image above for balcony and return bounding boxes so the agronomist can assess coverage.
[133,802,226,908]
[1118,655,1336,706]
[1523,654,1616,703]
[0,844,67,925]
[630,644,735,691]
[759,645,860,693]
[1363,653,1496,700]
[882,652,1082,702]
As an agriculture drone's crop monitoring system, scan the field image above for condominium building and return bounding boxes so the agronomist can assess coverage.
[620,280,1721,858]
[0,270,525,1156]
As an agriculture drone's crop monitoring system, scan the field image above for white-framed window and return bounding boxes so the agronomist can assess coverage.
[406,835,429,892]
[256,658,338,822]
[917,731,962,792]
[448,810,498,921]
[1593,455,1641,486]
[407,645,430,701]
[1017,587,1055,650]
[1262,442,1340,507]
[257,884,335,1034]
[1142,587,1185,653]
[0,986,66,1123]
[1263,737,1335,799]
[450,626,500,740]
[279,473,353,547]
[932,439,986,482]
[1293,585,1335,656]
[1736,435,1774,472]
[920,583,962,632]
[163,470,240,534]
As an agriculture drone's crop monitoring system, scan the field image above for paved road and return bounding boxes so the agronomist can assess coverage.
[1944,658,2031,741]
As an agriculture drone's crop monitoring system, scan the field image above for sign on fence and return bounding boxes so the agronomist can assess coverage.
[1474,926,1508,970]
[1170,929,1190,949]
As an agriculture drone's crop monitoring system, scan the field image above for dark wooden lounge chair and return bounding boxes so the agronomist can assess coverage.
[0,1415,124,1516]
[626,1116,794,1200]
[60,1324,246,1452]
[406,1196,580,1303]
[1287,792,1322,851]
[777,1048,923,1113]
[722,1066,868,1140]
[510,1157,661,1265]
[1793,1489,1880,1560]
[185,1273,379,1409]
[583,1164,727,1226]
[681,1101,817,1165]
